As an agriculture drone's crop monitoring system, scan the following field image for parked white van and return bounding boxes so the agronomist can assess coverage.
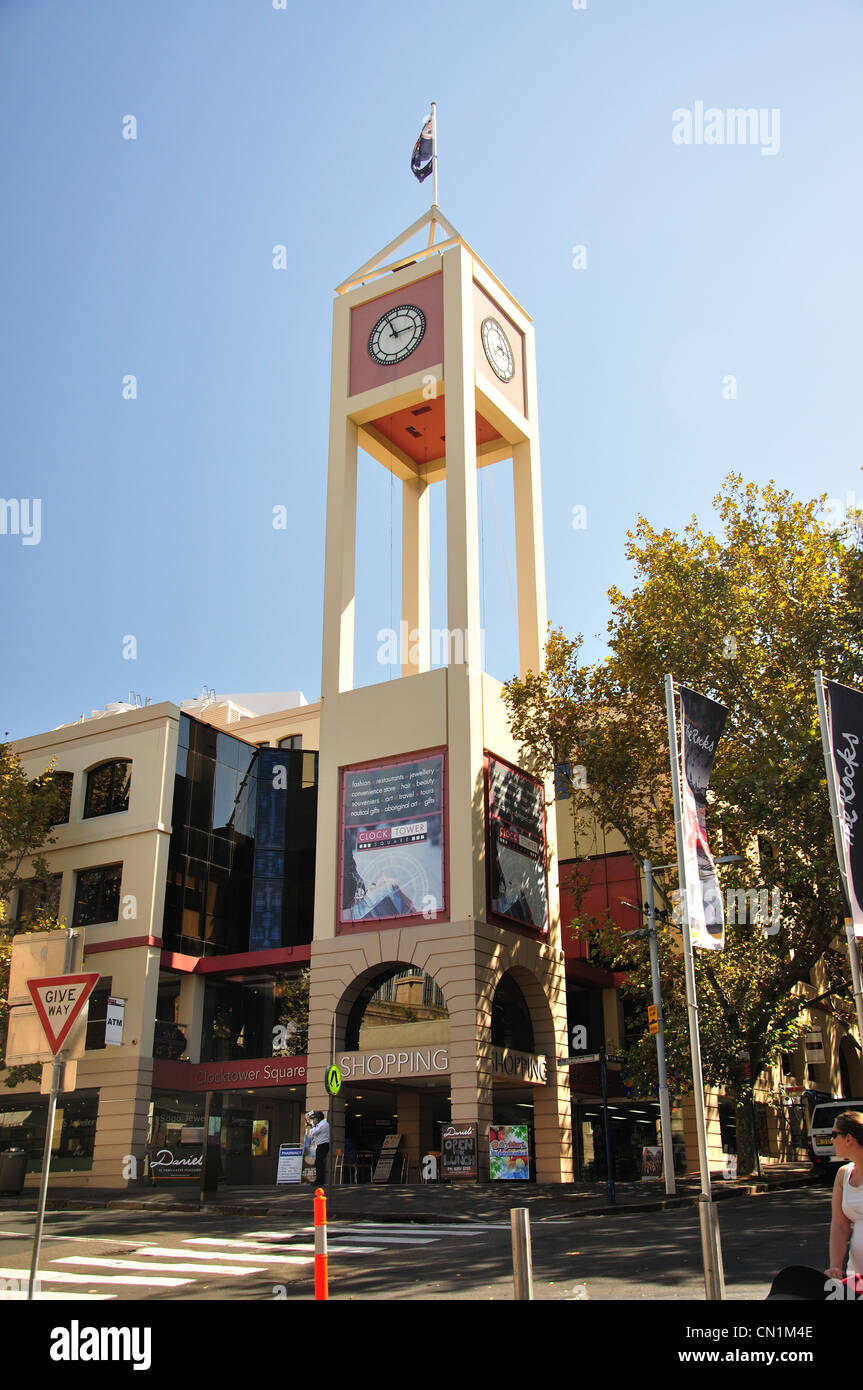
[809,1099,863,1177]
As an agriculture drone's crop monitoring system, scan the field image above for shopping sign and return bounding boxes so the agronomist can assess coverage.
[26,974,100,1055]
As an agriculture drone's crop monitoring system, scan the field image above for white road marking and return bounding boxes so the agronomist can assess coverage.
[0,1290,115,1301]
[247,1228,439,1246]
[55,1255,266,1276]
[132,1245,309,1266]
[185,1237,383,1254]
[0,1265,190,1287]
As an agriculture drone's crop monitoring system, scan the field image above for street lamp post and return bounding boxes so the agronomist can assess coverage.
[622,866,676,1197]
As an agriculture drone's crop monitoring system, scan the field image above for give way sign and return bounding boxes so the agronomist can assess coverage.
[26,974,100,1055]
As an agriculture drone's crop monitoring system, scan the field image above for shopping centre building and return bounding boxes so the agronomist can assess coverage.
[3,213,860,1188]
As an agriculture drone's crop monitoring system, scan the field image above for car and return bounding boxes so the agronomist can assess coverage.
[808,1099,863,1178]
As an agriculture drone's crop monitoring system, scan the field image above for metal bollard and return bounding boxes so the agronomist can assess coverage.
[314,1187,328,1300]
[511,1206,534,1301]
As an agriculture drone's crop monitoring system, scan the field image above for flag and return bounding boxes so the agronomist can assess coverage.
[678,685,728,950]
[411,116,434,182]
[819,677,863,938]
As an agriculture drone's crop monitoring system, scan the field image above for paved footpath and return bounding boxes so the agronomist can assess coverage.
[3,1161,819,1223]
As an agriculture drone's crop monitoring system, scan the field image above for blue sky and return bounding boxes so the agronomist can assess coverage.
[2,0,861,741]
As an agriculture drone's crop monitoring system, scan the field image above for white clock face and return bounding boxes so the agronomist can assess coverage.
[368,304,426,365]
[481,316,515,383]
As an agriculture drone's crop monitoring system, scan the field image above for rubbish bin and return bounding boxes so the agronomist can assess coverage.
[0,1148,27,1195]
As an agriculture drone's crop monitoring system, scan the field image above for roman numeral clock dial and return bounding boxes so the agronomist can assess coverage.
[368,304,426,365]
[481,316,515,383]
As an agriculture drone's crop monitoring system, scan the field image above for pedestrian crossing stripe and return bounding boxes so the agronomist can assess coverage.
[0,1266,190,1288]
[56,1255,268,1276]
[186,1237,382,1255]
[134,1246,310,1266]
[0,1290,114,1300]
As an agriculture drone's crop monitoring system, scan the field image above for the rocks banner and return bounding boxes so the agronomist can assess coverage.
[678,685,728,951]
[821,678,863,938]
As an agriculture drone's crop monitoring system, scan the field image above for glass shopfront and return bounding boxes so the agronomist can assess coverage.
[149,1088,306,1186]
[573,1098,687,1182]
[0,1090,99,1172]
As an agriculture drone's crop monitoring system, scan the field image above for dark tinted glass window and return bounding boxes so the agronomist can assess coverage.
[50,772,74,824]
[165,717,317,956]
[16,874,62,925]
[85,977,112,1051]
[84,761,131,818]
[491,974,534,1052]
[73,864,122,926]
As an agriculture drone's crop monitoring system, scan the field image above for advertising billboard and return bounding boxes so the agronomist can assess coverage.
[485,753,548,933]
[338,748,447,932]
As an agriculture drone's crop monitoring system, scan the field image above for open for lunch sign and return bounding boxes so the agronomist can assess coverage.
[441,1122,478,1180]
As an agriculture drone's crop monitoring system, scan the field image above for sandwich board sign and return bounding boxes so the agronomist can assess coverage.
[26,974,100,1055]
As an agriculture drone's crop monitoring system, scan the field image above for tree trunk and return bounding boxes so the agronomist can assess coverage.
[735,1087,758,1176]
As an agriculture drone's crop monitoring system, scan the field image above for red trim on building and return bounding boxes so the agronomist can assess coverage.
[85,936,163,955]
[565,960,626,988]
[159,945,312,975]
[153,1055,308,1092]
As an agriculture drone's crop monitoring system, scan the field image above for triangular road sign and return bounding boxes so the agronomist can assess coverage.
[27,973,100,1055]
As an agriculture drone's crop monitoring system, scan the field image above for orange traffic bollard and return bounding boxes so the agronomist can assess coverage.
[314,1186,328,1300]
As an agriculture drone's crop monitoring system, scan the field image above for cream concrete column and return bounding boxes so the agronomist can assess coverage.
[401,475,431,677]
[395,1089,421,1174]
[178,975,205,1064]
[443,245,485,924]
[320,413,358,699]
[512,439,548,678]
[81,1057,153,1189]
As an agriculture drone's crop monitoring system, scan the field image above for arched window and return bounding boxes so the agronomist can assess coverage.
[345,968,448,1050]
[491,974,534,1053]
[84,760,131,818]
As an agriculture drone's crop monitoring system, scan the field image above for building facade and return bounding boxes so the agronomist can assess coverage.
[3,212,861,1188]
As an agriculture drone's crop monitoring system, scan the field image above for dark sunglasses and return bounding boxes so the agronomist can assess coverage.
[832,1129,845,1139]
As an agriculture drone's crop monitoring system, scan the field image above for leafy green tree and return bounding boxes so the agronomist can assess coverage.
[0,741,68,1086]
[503,475,863,1173]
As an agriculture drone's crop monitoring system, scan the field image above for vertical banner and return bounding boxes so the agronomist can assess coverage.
[818,677,863,938]
[485,753,549,933]
[678,685,728,951]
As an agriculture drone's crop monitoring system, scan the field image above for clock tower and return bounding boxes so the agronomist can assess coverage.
[306,207,572,1183]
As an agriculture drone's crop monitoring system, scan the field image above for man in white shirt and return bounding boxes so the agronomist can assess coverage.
[309,1111,330,1187]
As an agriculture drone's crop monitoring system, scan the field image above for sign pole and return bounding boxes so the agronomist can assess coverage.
[599,1044,616,1206]
[815,671,863,1044]
[665,673,725,1300]
[27,927,76,1302]
[644,859,677,1196]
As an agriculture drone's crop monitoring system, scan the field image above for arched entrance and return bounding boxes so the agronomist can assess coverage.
[331,963,452,1181]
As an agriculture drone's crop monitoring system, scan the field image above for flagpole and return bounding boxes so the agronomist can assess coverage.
[815,671,863,1045]
[665,673,725,1301]
[431,101,439,208]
